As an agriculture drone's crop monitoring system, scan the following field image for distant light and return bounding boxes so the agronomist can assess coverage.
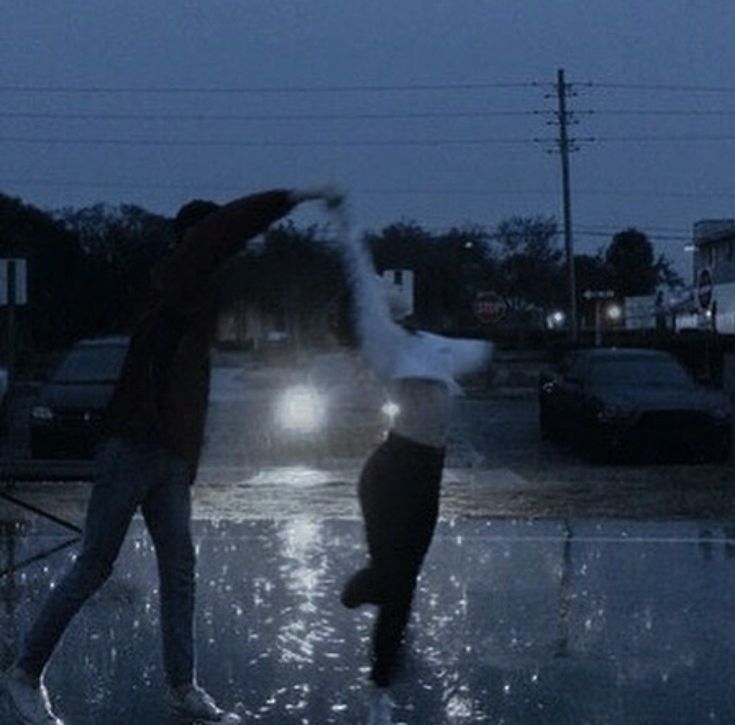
[606,303,623,321]
[683,244,695,252]
[276,385,326,433]
[546,310,566,330]
[381,401,400,421]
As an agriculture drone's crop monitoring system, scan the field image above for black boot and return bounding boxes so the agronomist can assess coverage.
[340,567,384,609]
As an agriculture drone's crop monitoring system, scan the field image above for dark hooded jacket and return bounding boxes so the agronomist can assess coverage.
[104,189,296,477]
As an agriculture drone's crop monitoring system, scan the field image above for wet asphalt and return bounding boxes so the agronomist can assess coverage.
[2,359,735,723]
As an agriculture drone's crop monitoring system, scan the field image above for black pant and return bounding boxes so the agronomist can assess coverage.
[357,431,444,686]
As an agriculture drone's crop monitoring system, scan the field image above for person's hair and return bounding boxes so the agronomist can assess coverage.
[173,199,221,242]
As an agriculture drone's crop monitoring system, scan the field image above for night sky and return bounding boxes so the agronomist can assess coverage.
[2,1,735,275]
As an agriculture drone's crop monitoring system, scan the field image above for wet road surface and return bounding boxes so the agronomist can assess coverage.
[2,517,735,724]
[3,356,735,722]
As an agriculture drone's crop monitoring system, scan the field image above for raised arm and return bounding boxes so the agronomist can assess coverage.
[334,210,407,379]
[154,187,341,305]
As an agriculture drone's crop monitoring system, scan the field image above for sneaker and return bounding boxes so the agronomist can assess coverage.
[366,688,395,725]
[165,683,241,724]
[341,568,383,609]
[0,666,64,724]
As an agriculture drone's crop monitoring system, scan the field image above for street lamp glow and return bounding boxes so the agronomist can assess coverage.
[546,310,566,330]
[381,401,400,422]
[606,303,622,322]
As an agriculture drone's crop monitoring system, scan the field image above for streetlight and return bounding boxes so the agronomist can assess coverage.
[546,310,566,330]
[605,303,622,323]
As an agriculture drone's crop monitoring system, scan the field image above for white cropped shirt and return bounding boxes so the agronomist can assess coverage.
[337,217,494,394]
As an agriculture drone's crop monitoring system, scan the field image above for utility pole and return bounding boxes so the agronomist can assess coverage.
[555,68,578,343]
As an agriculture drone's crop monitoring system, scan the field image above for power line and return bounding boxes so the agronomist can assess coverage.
[0,81,541,95]
[5,109,735,123]
[566,189,735,199]
[586,82,735,94]
[3,80,733,96]
[536,134,735,144]
[589,109,735,117]
[3,177,730,201]
[2,109,733,131]
[0,178,559,195]
[593,134,735,143]
[0,135,537,148]
[0,109,540,122]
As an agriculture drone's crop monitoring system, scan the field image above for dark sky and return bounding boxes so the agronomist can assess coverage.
[2,2,735,275]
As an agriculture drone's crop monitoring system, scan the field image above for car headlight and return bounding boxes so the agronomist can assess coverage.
[31,405,55,421]
[276,386,327,433]
[597,405,636,423]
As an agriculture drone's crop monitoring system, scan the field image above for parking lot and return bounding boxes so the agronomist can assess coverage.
[2,354,735,724]
[4,353,735,523]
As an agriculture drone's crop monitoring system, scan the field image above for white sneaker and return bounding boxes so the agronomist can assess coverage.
[0,667,64,724]
[165,683,241,724]
[366,688,395,725]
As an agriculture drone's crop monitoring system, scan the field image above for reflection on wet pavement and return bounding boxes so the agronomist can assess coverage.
[2,518,735,724]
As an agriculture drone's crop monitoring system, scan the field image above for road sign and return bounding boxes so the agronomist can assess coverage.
[0,258,28,306]
[473,291,506,324]
[697,267,713,310]
[583,289,614,301]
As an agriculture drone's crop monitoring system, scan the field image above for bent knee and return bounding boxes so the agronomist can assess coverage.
[66,554,115,594]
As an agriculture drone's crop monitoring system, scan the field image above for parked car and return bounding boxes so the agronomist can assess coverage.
[539,348,732,462]
[30,337,129,459]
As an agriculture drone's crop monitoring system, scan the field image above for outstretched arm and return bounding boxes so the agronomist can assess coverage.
[154,187,339,304]
[440,334,494,378]
[333,208,407,379]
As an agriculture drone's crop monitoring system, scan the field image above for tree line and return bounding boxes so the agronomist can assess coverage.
[0,191,683,363]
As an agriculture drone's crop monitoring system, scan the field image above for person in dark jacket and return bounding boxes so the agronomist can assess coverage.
[1,187,340,725]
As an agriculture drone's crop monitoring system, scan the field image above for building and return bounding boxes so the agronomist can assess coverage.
[689,219,735,333]
[380,268,414,320]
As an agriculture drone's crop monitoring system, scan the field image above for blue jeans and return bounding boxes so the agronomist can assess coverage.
[16,437,196,687]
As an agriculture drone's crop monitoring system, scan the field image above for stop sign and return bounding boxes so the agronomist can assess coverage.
[473,291,506,324]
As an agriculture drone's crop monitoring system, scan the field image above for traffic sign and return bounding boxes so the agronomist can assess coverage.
[0,258,28,306]
[697,267,713,310]
[583,289,614,301]
[473,291,506,324]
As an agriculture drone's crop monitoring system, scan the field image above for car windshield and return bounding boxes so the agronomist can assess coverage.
[54,344,127,384]
[589,357,693,388]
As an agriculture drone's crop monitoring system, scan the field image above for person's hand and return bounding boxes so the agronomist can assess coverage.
[292,185,344,209]
[322,188,344,210]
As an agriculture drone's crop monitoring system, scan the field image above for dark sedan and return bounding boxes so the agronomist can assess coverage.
[539,348,732,462]
[30,337,129,459]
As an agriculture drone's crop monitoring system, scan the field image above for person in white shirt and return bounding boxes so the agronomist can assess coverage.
[330,206,493,691]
